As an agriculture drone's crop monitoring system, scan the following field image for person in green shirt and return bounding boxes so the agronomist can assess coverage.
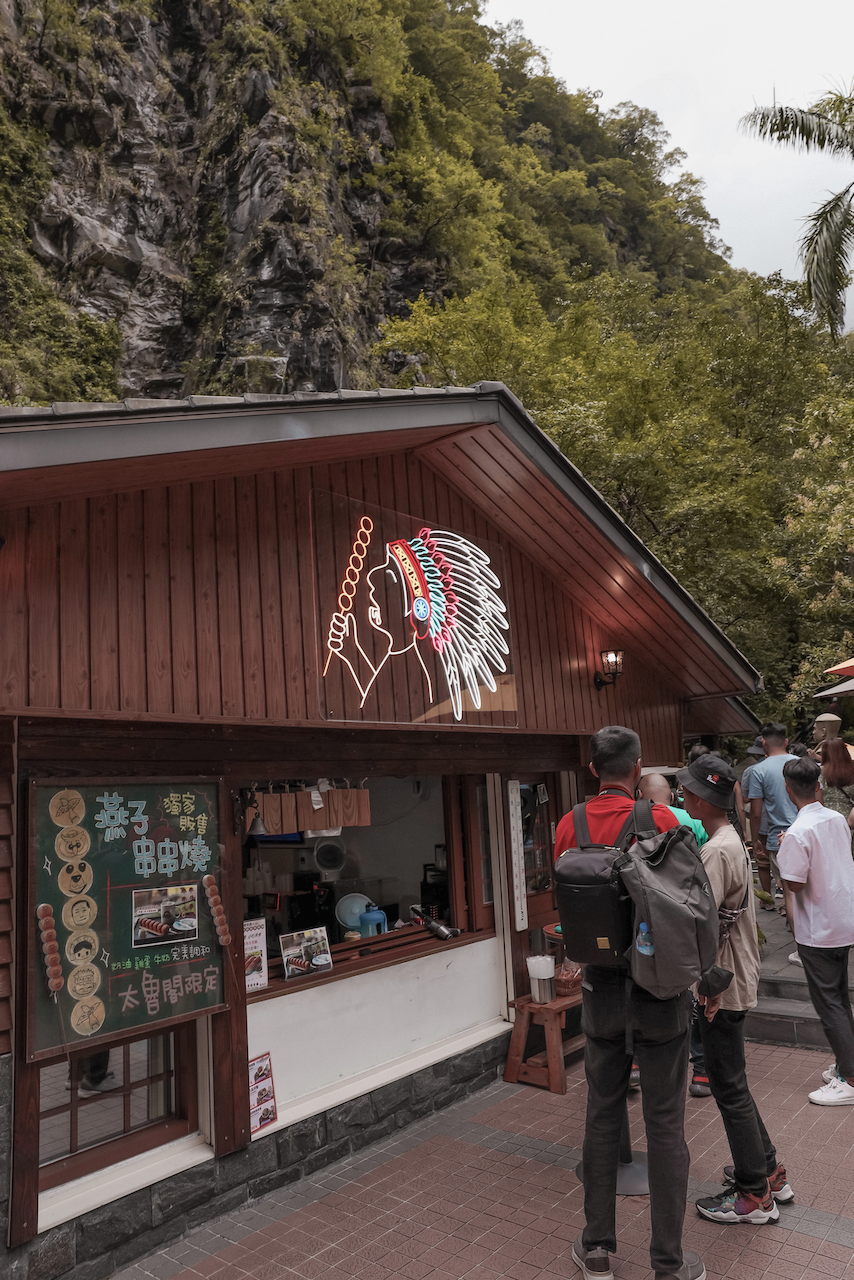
[639,774,708,847]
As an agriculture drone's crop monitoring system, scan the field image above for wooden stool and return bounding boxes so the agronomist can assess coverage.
[503,991,584,1095]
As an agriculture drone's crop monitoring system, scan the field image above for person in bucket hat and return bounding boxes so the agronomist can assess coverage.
[677,754,792,1223]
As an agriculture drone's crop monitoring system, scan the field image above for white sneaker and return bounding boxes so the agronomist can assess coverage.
[788,952,803,966]
[809,1076,854,1105]
[822,1063,840,1085]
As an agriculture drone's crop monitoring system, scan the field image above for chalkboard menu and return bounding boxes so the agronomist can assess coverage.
[28,780,229,1061]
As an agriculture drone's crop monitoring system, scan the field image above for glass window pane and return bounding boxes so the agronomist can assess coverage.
[39,1109,69,1164]
[39,1034,176,1169]
[520,784,551,894]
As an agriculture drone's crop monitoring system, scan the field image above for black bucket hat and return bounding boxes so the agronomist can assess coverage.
[676,753,736,808]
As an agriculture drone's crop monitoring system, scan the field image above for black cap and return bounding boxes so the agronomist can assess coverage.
[746,736,764,757]
[676,753,737,808]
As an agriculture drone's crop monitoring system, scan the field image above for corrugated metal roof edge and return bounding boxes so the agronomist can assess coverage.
[0,382,761,695]
[0,387,472,422]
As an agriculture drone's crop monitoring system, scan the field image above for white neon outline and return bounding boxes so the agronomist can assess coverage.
[324,524,509,721]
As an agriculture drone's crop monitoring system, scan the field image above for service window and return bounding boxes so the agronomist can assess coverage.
[243,773,495,990]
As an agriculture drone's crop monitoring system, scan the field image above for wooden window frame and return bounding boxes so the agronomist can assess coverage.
[37,1020,198,1191]
[461,776,495,933]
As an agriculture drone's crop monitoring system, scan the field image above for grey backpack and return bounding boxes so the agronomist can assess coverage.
[556,799,720,1000]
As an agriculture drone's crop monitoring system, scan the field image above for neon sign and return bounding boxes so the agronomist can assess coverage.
[322,515,510,722]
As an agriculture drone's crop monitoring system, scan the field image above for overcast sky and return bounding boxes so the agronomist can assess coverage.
[485,0,854,320]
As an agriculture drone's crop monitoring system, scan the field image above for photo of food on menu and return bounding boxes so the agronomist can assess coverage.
[243,917,268,992]
[249,1051,277,1133]
[279,926,333,979]
[132,884,199,946]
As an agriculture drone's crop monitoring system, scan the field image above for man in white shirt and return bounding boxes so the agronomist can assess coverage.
[777,756,854,1104]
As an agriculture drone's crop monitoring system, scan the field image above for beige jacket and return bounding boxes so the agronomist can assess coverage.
[699,824,760,1012]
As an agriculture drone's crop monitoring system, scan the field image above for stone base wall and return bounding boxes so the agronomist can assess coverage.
[3,1031,512,1280]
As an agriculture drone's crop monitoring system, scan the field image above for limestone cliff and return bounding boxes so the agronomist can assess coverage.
[1,1,436,396]
[0,0,727,401]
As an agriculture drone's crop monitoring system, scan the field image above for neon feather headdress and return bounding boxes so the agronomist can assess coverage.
[389,527,509,720]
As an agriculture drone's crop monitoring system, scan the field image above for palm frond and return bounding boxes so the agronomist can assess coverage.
[741,105,854,160]
[800,182,854,337]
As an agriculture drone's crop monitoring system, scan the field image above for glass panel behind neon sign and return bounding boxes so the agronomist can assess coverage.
[313,490,517,726]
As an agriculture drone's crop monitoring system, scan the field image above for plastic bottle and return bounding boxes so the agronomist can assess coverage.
[636,922,654,956]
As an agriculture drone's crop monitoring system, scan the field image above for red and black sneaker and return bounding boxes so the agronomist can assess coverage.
[723,1162,793,1203]
[689,1073,711,1097]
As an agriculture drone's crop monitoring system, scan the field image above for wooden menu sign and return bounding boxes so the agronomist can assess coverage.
[28,779,229,1061]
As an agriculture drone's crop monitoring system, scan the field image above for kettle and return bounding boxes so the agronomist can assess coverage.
[359,902,388,938]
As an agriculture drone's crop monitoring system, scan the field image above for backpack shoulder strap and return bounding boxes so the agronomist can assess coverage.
[738,841,752,911]
[630,798,657,842]
[570,802,593,849]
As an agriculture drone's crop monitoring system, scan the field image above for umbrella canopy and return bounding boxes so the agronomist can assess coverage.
[816,677,854,698]
[825,658,854,678]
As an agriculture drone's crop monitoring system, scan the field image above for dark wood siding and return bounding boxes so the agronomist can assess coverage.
[0,454,684,761]
[0,718,14,1054]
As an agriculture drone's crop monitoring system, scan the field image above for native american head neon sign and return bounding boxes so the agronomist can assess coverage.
[322,515,510,721]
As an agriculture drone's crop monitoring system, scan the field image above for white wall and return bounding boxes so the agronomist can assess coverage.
[247,937,504,1125]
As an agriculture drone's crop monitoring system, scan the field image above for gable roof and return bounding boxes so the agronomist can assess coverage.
[0,382,761,705]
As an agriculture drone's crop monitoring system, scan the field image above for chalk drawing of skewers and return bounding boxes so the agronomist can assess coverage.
[323,518,510,721]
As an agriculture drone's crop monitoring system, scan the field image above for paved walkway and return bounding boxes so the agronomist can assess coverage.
[757,896,803,977]
[117,1040,854,1280]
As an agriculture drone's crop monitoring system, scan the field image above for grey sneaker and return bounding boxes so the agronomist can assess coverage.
[655,1252,706,1280]
[572,1235,613,1279]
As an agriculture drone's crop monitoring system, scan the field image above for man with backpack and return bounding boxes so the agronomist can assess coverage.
[676,753,791,1224]
[556,726,709,1280]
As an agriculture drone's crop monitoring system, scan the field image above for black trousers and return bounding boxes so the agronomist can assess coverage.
[697,1008,776,1196]
[580,969,691,1274]
[798,943,854,1079]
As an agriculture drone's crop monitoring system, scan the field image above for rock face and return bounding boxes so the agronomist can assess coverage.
[0,1,433,396]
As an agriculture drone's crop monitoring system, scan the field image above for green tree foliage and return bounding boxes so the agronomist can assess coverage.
[0,100,120,404]
[378,270,854,719]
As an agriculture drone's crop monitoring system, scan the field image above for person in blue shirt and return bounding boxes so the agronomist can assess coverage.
[744,723,798,898]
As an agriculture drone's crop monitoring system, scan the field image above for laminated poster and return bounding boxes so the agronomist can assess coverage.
[243,918,268,992]
[279,926,333,979]
[249,1052,277,1133]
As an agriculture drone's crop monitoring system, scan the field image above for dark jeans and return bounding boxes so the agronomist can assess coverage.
[697,1008,776,1196]
[580,968,691,1274]
[798,943,854,1079]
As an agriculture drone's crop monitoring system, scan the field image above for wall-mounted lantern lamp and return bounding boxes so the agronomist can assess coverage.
[594,649,624,692]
